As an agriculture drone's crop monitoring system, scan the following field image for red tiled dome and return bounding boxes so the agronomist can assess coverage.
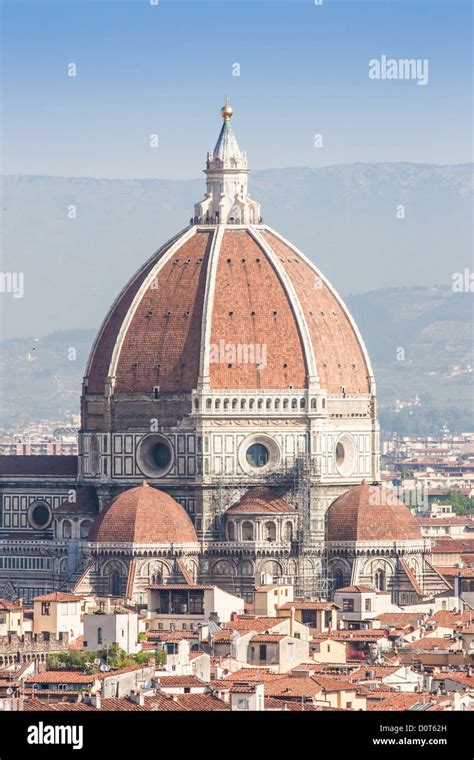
[88,482,198,544]
[84,226,372,396]
[227,487,295,514]
[327,484,422,542]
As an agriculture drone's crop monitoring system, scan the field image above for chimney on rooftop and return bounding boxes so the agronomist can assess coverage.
[89,693,101,709]
[129,691,145,706]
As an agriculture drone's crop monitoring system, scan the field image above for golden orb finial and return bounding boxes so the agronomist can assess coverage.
[221,95,233,121]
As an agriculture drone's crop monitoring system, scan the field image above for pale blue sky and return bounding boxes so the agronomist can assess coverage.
[1,0,472,178]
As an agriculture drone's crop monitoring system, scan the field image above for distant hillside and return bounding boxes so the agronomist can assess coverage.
[346,286,473,434]
[0,286,472,433]
[1,163,472,339]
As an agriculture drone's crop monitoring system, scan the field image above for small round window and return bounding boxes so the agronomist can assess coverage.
[246,443,269,468]
[152,442,171,470]
[136,434,174,478]
[335,442,345,466]
[334,435,357,477]
[28,501,52,530]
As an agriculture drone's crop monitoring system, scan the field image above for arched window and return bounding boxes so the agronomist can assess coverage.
[240,398,246,410]
[374,569,386,591]
[300,398,305,408]
[257,398,263,410]
[283,398,289,410]
[213,560,233,576]
[284,521,293,541]
[265,521,277,542]
[291,398,297,409]
[266,399,272,410]
[224,398,230,410]
[311,398,317,410]
[228,521,235,540]
[110,571,121,596]
[249,398,255,410]
[333,568,344,590]
[62,520,72,539]
[215,398,221,411]
[232,398,238,410]
[275,399,280,410]
[80,520,92,539]
[206,398,212,409]
[97,627,103,645]
[242,521,254,541]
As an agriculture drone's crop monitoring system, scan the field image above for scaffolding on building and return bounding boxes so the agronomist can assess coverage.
[210,450,336,601]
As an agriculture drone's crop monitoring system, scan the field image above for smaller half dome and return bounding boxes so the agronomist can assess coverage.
[88,482,198,544]
[227,487,295,515]
[327,483,422,542]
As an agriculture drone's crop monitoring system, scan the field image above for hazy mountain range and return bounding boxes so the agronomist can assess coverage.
[0,164,472,432]
[1,163,472,340]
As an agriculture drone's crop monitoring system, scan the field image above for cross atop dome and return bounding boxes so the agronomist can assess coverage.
[193,99,261,225]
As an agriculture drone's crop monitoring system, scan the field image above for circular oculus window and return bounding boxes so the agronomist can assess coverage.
[334,435,357,477]
[28,501,52,530]
[246,443,269,468]
[239,434,280,475]
[136,434,174,478]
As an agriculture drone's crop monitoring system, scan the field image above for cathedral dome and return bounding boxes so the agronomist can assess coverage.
[88,482,198,545]
[227,487,295,514]
[83,104,373,400]
[326,483,422,543]
[84,226,372,396]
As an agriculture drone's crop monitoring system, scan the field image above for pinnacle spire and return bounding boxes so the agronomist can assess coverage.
[192,100,261,225]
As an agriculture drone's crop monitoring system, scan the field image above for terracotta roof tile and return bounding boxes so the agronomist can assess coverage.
[278,601,336,611]
[433,610,474,628]
[173,693,230,711]
[88,483,198,544]
[230,681,262,693]
[156,675,207,688]
[227,487,294,514]
[225,617,286,632]
[250,634,286,643]
[56,486,99,514]
[26,671,97,684]
[367,693,438,711]
[327,484,422,542]
[209,229,307,389]
[438,566,474,578]
[0,597,22,611]
[85,226,372,396]
[262,230,371,394]
[403,637,459,651]
[86,230,203,394]
[33,592,83,603]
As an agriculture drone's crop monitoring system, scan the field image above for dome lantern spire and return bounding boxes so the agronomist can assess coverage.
[192,99,261,225]
[221,95,233,121]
